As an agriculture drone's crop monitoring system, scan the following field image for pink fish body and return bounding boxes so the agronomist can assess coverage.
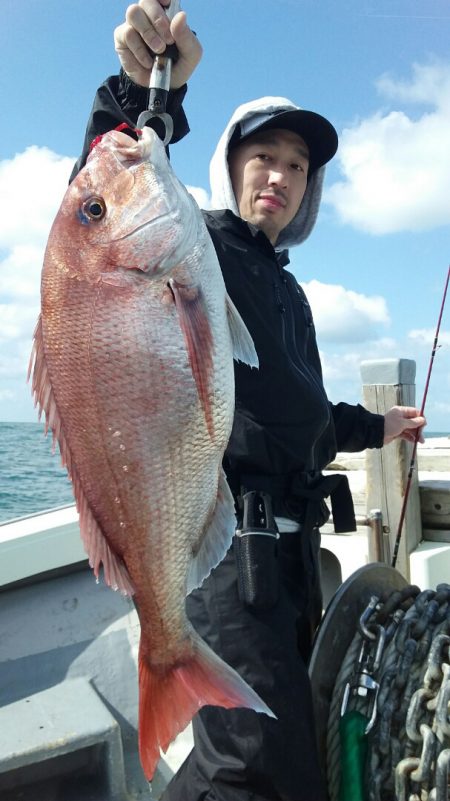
[29,127,273,779]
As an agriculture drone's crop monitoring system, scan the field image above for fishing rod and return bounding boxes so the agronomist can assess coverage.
[391,265,450,569]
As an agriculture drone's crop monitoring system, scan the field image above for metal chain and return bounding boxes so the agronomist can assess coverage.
[395,643,450,800]
[326,586,418,801]
[327,584,450,800]
[372,586,450,800]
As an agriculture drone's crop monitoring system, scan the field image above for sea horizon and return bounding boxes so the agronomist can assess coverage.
[0,421,448,526]
[3,418,449,433]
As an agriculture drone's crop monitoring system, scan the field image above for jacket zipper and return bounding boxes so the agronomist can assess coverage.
[273,272,331,468]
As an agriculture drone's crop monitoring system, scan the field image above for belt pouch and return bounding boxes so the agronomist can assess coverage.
[234,491,279,610]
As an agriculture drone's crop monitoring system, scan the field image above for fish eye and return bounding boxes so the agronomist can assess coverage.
[82,196,106,221]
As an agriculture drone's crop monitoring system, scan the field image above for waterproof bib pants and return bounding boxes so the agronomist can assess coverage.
[161,528,326,801]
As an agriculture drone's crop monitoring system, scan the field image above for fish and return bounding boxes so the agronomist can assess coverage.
[28,125,274,779]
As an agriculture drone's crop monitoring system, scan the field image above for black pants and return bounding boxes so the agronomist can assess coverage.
[161,528,326,801]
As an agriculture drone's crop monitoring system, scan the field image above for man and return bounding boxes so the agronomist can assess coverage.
[73,3,426,799]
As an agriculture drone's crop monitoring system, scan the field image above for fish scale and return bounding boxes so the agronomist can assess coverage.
[29,125,273,780]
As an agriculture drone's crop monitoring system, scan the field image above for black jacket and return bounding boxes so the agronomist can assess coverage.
[72,73,384,512]
[203,209,383,477]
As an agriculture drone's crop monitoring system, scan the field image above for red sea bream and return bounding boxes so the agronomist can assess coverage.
[29,126,272,778]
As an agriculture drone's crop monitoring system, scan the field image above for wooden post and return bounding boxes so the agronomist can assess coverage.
[360,359,423,580]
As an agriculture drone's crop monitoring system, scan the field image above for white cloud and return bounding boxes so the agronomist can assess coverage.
[409,328,450,346]
[186,185,211,210]
[0,147,73,413]
[318,337,448,433]
[319,338,398,384]
[0,244,45,300]
[325,61,450,234]
[0,146,74,250]
[301,279,390,343]
[0,303,39,343]
[376,61,450,109]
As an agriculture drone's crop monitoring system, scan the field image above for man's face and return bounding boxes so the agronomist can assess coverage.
[228,128,309,245]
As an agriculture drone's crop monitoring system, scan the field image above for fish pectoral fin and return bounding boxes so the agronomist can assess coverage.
[28,318,134,597]
[226,293,259,368]
[186,470,236,595]
[169,278,215,438]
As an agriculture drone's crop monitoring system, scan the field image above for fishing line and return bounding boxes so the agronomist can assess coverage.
[391,265,450,569]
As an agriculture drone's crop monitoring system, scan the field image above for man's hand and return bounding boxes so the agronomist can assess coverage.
[383,405,427,445]
[114,1,202,88]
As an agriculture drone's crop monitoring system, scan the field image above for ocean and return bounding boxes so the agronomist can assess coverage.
[0,422,74,524]
[0,422,448,526]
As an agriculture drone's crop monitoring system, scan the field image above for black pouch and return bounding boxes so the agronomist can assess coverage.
[234,491,280,611]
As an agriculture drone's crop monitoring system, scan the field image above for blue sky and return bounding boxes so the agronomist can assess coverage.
[1,0,449,431]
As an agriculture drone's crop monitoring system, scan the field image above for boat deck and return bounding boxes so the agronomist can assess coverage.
[0,439,448,800]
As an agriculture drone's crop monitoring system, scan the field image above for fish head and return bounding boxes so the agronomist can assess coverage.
[48,127,201,285]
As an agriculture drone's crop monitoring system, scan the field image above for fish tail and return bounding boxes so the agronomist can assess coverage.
[138,633,275,779]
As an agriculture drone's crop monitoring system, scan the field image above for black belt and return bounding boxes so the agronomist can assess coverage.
[234,470,356,534]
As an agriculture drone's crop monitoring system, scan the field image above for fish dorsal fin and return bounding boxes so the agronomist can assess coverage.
[186,470,236,595]
[169,279,215,438]
[28,316,134,596]
[226,294,259,368]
